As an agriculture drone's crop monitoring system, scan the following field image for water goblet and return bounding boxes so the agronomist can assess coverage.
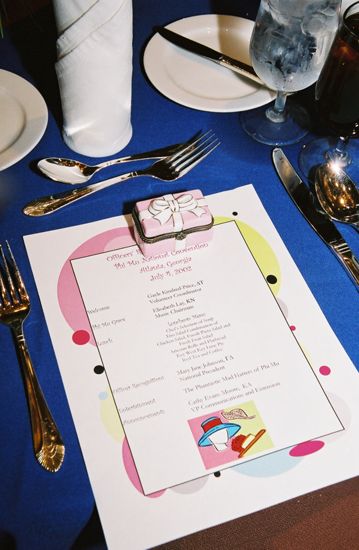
[241,0,341,146]
[299,1,359,182]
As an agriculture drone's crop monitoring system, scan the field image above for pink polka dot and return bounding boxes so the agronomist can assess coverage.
[319,365,331,376]
[72,330,90,345]
[290,325,296,331]
[122,438,165,498]
[289,440,325,457]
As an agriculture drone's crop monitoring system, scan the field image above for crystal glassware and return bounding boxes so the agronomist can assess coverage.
[241,0,341,145]
[299,1,359,181]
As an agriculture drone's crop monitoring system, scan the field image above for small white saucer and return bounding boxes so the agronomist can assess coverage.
[0,69,48,170]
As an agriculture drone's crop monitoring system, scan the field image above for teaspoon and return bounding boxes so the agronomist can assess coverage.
[315,163,359,232]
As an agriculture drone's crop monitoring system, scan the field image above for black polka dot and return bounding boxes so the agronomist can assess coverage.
[232,211,238,216]
[214,471,221,478]
[266,274,277,285]
[94,365,105,374]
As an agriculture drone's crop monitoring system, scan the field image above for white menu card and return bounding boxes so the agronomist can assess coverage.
[71,220,342,494]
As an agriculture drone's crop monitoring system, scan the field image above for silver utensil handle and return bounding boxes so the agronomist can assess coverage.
[13,326,65,472]
[332,240,359,287]
[219,56,264,86]
[98,144,181,167]
[23,171,138,216]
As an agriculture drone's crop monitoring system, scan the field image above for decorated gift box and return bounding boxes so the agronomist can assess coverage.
[132,190,214,257]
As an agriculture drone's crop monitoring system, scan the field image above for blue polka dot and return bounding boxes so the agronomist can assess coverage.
[232,449,301,477]
[98,391,108,401]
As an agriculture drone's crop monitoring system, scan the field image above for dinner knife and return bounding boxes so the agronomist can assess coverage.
[272,147,359,287]
[155,26,264,87]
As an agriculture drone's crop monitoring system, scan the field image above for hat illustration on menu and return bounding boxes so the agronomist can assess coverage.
[198,416,240,451]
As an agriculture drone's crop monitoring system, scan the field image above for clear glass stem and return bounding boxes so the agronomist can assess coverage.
[325,136,351,167]
[265,91,288,123]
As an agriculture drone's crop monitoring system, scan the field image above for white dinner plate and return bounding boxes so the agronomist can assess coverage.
[143,14,275,112]
[0,69,48,170]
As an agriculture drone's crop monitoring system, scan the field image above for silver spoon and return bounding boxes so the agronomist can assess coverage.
[315,163,359,232]
[37,132,204,185]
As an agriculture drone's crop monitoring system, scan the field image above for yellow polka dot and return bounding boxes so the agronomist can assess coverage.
[214,217,281,295]
[100,392,124,441]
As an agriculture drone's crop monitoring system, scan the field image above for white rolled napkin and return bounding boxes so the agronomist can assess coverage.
[53,0,133,157]
[52,0,98,34]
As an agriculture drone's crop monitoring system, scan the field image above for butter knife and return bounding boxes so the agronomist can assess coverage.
[272,147,359,287]
[155,26,264,87]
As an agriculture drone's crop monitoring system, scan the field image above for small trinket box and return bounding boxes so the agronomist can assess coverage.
[132,189,214,257]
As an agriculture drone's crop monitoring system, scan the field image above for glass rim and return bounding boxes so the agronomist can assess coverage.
[343,1,359,39]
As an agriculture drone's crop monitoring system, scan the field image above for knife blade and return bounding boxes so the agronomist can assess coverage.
[272,147,359,287]
[155,26,264,87]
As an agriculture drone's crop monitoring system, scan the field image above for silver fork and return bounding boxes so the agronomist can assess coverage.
[23,131,220,216]
[0,242,65,472]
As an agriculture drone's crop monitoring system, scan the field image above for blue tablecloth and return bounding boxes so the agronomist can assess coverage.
[0,1,357,549]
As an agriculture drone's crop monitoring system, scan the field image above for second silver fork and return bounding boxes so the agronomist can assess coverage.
[23,131,220,217]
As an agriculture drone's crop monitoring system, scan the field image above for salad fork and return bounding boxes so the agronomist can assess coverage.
[0,242,65,472]
[23,131,220,216]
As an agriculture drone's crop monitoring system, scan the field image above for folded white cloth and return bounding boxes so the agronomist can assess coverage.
[52,0,98,34]
[53,0,133,157]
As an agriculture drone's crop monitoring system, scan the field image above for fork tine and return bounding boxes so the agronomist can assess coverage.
[5,241,29,303]
[175,138,221,175]
[178,129,205,151]
[168,130,215,164]
[0,246,11,307]
[0,243,18,305]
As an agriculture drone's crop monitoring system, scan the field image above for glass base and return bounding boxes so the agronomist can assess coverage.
[299,136,359,183]
[240,101,310,146]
